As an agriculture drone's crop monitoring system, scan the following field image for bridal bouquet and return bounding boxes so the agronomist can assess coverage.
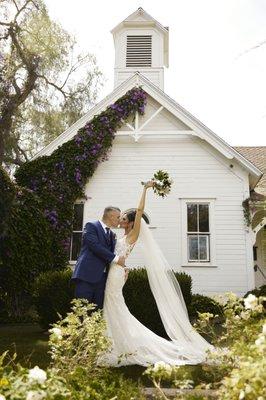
[142,170,173,198]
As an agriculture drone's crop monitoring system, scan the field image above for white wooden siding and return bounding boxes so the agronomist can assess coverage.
[82,130,250,296]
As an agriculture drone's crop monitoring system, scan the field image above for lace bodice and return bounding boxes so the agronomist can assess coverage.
[115,236,135,259]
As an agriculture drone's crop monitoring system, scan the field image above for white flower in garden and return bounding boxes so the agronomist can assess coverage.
[239,389,245,399]
[26,391,46,400]
[255,335,265,347]
[243,294,258,310]
[0,395,6,400]
[153,361,172,374]
[245,384,252,394]
[49,327,62,340]
[28,366,47,384]
[240,311,249,320]
[262,323,266,335]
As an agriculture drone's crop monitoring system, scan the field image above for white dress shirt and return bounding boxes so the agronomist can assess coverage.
[99,220,119,264]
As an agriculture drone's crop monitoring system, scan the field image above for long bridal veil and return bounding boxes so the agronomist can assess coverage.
[139,219,213,356]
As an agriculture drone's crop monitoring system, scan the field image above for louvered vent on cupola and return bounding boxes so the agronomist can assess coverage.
[126,35,152,67]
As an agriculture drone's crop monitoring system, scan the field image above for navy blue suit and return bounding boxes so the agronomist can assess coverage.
[71,221,116,309]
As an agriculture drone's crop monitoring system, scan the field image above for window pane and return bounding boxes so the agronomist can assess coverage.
[71,232,82,261]
[188,235,198,260]
[199,204,209,232]
[187,204,198,232]
[73,203,84,231]
[199,235,208,260]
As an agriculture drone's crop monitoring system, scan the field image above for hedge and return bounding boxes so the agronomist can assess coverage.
[33,268,193,333]
[0,169,54,319]
[244,284,266,298]
[33,268,75,329]
[0,166,16,239]
[188,293,224,321]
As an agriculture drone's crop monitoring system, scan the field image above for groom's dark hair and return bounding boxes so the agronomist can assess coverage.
[103,206,121,217]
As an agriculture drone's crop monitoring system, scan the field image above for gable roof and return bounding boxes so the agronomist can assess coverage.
[32,72,262,189]
[234,147,266,195]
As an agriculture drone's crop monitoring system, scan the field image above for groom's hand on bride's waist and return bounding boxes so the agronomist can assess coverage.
[117,256,126,267]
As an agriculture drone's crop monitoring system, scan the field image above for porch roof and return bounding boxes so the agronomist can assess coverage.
[234,147,266,196]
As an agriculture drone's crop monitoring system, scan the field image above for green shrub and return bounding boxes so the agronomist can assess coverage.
[123,268,193,338]
[0,171,53,319]
[175,271,192,306]
[33,267,193,333]
[0,166,16,238]
[33,268,74,329]
[244,284,266,298]
[189,294,224,321]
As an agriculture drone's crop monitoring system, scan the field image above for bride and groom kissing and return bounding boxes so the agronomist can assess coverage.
[72,182,213,367]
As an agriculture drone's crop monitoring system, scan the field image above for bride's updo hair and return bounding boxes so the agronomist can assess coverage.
[125,210,149,225]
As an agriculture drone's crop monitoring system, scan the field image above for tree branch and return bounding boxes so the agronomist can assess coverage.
[0,21,12,26]
[3,154,24,166]
[36,74,68,99]
[13,0,35,23]
[8,23,33,71]
[12,77,21,96]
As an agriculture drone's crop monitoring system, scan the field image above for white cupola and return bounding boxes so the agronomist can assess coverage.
[111,8,169,90]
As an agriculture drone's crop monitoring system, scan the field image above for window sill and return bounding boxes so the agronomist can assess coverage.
[182,264,217,268]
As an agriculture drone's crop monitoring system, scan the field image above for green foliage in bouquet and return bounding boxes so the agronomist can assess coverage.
[151,170,173,198]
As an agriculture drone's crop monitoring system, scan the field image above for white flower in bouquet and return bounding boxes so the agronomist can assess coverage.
[244,294,258,310]
[28,366,47,384]
[142,170,173,198]
[26,391,46,400]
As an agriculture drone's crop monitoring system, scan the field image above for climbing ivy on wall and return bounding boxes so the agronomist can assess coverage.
[15,87,147,268]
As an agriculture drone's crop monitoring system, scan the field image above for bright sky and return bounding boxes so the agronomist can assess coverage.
[45,0,266,146]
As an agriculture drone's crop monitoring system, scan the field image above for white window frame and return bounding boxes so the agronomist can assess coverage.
[180,198,217,268]
[69,200,85,265]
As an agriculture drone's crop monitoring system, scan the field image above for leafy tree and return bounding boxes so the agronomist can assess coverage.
[0,0,102,169]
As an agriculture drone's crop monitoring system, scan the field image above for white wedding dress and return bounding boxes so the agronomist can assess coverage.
[101,221,213,367]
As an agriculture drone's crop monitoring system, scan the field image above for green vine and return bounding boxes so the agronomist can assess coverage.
[15,87,147,268]
[242,198,252,227]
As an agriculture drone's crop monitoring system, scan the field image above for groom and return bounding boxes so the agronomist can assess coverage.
[71,206,125,309]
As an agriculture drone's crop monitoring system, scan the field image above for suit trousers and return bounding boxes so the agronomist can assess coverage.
[74,273,107,309]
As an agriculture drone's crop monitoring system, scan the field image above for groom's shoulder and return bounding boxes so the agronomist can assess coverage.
[84,220,99,230]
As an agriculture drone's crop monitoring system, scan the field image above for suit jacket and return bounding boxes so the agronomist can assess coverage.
[71,221,116,283]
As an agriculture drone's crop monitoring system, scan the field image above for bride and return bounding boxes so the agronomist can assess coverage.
[101,182,213,367]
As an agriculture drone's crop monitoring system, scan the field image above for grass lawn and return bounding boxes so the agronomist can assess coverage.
[0,323,50,369]
[0,324,213,387]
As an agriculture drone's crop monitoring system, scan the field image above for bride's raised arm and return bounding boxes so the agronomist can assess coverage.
[127,181,154,245]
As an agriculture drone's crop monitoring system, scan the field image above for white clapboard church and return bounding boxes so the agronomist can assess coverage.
[33,8,266,295]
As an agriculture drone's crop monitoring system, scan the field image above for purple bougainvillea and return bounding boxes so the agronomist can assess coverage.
[15,87,147,268]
